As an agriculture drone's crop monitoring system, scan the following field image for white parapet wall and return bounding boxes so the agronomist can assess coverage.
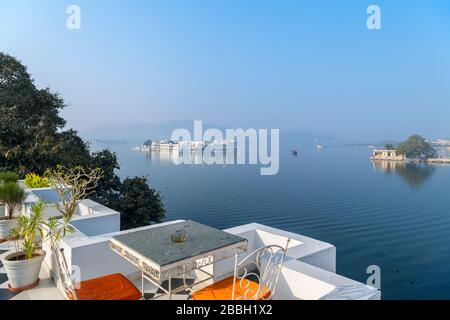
[17,185,380,300]
[70,200,121,236]
[222,223,380,300]
[218,223,336,276]
[30,196,379,300]
[277,259,381,300]
[43,219,186,282]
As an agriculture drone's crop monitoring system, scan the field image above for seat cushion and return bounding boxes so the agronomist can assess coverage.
[192,276,271,300]
[73,273,141,300]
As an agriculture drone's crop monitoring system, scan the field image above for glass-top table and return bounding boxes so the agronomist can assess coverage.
[110,220,248,299]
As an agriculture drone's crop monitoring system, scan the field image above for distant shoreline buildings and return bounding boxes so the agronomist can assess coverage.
[371,150,405,161]
[429,139,450,146]
[134,139,236,152]
[371,149,450,164]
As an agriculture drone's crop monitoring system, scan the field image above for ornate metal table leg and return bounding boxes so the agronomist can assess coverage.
[141,270,145,300]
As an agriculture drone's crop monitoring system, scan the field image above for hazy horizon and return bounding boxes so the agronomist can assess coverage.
[2,0,449,141]
[81,119,445,146]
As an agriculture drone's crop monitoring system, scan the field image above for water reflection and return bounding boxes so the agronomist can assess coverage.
[435,147,450,158]
[372,161,435,187]
[143,149,238,165]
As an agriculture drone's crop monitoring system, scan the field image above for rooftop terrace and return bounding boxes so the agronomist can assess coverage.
[0,186,380,300]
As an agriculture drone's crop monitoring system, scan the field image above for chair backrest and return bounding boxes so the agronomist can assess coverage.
[50,238,78,300]
[232,238,290,300]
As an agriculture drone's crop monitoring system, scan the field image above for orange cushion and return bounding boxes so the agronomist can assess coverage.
[71,273,141,300]
[192,276,271,300]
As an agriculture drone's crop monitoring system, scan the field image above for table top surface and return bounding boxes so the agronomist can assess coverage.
[111,220,247,267]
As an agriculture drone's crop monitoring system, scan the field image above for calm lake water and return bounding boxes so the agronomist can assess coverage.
[94,142,450,300]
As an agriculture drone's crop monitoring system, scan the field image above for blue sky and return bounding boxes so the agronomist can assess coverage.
[1,0,449,141]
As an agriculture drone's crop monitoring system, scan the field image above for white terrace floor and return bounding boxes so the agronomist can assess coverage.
[0,221,380,300]
[0,187,380,300]
[0,243,208,300]
[0,246,63,300]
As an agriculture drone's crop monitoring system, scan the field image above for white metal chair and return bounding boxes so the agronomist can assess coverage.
[192,238,290,300]
[50,238,141,300]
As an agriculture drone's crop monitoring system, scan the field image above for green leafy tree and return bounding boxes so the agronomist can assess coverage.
[119,177,166,230]
[396,135,436,158]
[384,144,395,150]
[0,53,91,174]
[89,150,122,209]
[0,52,165,228]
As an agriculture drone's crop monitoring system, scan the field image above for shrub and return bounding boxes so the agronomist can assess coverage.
[24,173,50,189]
[0,172,19,184]
[119,176,166,230]
[0,182,25,219]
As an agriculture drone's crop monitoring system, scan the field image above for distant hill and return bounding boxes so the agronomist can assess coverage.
[281,130,343,147]
[348,140,401,148]
[81,120,227,143]
[81,120,342,147]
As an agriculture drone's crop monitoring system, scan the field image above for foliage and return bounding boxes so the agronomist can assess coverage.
[0,53,92,175]
[0,171,19,184]
[9,200,75,260]
[44,215,75,241]
[396,135,436,159]
[45,165,103,219]
[0,182,24,219]
[384,144,395,150]
[89,151,167,228]
[119,177,166,230]
[13,202,45,259]
[0,52,166,229]
[24,173,50,188]
[89,150,122,209]
[143,139,152,147]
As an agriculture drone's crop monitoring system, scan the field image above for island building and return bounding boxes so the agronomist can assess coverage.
[371,150,405,161]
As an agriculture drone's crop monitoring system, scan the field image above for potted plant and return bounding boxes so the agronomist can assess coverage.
[45,165,102,219]
[0,172,25,241]
[1,200,74,291]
